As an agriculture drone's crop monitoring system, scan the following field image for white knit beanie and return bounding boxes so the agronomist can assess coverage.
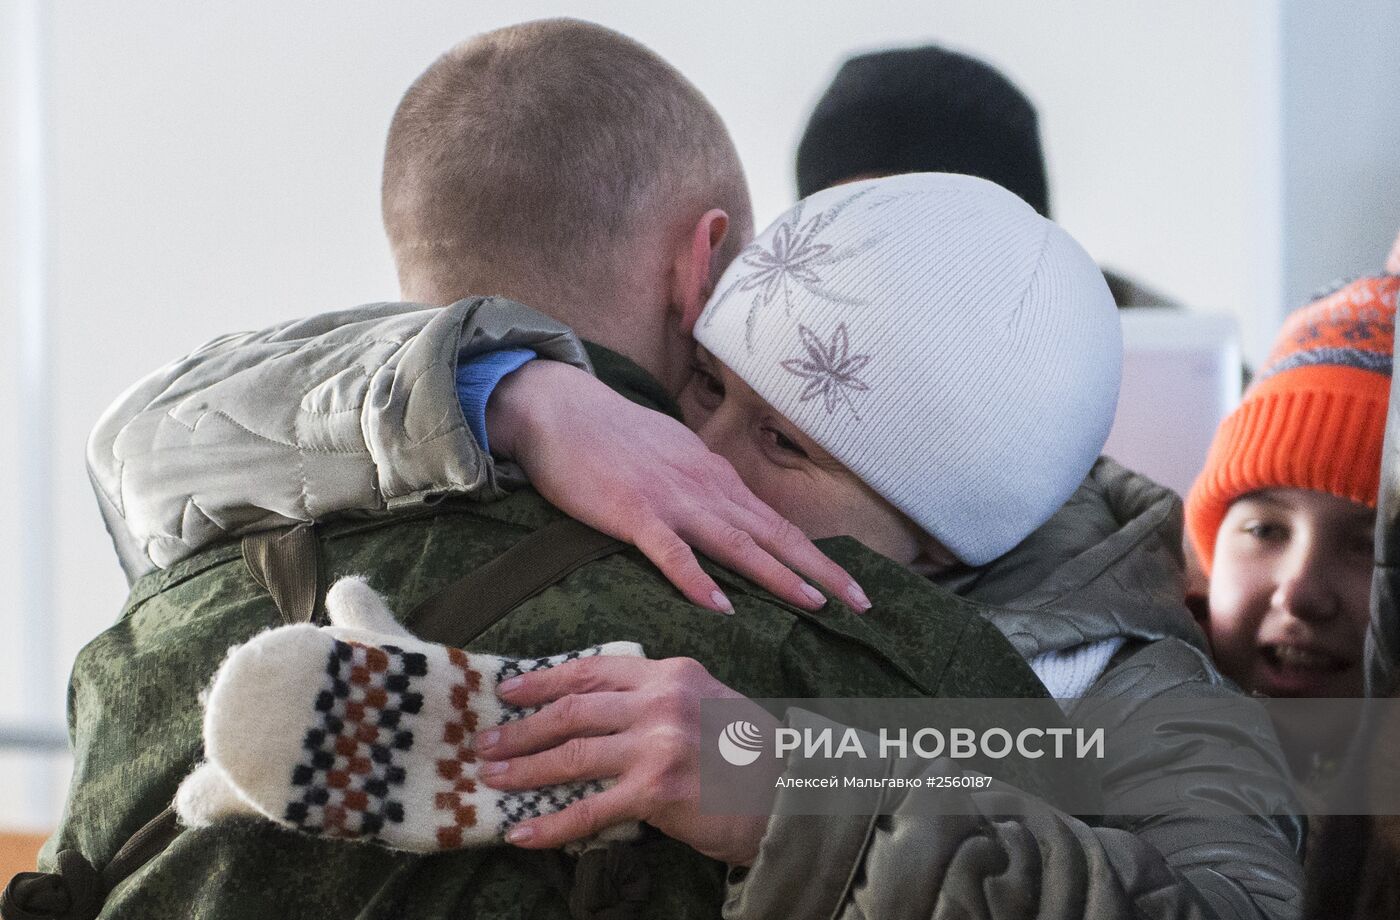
[695,173,1121,565]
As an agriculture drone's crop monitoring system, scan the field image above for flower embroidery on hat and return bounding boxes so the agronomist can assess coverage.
[706,186,894,350]
[780,322,872,419]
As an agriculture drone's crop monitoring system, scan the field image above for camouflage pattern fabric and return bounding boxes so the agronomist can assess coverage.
[48,349,1068,919]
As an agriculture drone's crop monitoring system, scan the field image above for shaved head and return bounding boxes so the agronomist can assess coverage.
[382,18,751,308]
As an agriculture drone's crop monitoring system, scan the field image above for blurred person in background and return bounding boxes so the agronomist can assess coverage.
[795,43,1179,310]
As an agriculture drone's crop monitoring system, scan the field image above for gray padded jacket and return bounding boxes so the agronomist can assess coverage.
[726,460,1305,920]
[87,300,1303,920]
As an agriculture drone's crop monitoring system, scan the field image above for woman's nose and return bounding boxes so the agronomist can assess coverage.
[694,401,748,451]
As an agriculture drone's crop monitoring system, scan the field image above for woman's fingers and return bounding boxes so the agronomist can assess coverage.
[503,782,641,848]
[494,654,650,708]
[480,733,629,791]
[631,513,734,613]
[733,498,871,612]
[482,655,767,861]
[475,690,636,759]
[511,377,870,616]
[682,512,826,612]
[632,502,839,616]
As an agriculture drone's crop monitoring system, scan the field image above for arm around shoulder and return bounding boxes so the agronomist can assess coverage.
[88,296,590,581]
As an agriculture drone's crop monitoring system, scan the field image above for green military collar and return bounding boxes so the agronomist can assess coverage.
[582,340,683,421]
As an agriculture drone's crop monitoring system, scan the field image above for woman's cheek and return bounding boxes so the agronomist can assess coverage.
[750,469,834,537]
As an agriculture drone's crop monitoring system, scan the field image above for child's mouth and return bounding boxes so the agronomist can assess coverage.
[1259,644,1350,695]
[1264,644,1344,670]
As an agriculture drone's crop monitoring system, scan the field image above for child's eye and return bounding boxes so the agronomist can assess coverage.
[1243,521,1289,543]
[762,425,809,459]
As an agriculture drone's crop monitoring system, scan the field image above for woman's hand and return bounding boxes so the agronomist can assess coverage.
[486,360,871,615]
[474,654,776,866]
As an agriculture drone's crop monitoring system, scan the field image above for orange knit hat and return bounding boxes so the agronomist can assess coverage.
[1186,274,1399,574]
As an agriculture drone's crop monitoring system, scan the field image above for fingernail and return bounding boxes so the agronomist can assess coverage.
[800,583,826,608]
[482,761,509,777]
[474,730,500,751]
[711,590,734,615]
[845,582,872,612]
[506,824,534,843]
[498,677,523,695]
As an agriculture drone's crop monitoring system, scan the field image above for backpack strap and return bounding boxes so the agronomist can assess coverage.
[2,517,626,920]
[242,523,323,626]
[0,521,322,920]
[0,773,182,919]
[410,516,624,646]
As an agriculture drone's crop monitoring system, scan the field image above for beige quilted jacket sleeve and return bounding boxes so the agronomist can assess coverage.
[87,296,590,582]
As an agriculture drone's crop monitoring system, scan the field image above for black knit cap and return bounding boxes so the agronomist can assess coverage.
[796,45,1051,217]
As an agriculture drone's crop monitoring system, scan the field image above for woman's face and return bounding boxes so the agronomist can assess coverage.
[679,348,930,566]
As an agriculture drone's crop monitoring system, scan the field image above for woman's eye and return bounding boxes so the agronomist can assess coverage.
[688,366,724,407]
[762,426,809,459]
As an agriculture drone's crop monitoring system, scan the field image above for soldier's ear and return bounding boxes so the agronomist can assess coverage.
[672,209,730,334]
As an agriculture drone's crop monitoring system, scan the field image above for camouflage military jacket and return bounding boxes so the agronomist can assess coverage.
[49,347,1063,920]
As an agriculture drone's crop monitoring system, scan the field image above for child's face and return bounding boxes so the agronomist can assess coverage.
[1207,488,1375,697]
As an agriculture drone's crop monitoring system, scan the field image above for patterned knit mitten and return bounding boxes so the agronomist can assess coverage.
[175,576,644,851]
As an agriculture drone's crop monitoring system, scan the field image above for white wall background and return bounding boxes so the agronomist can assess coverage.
[1,0,1397,831]
[1281,0,1400,308]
